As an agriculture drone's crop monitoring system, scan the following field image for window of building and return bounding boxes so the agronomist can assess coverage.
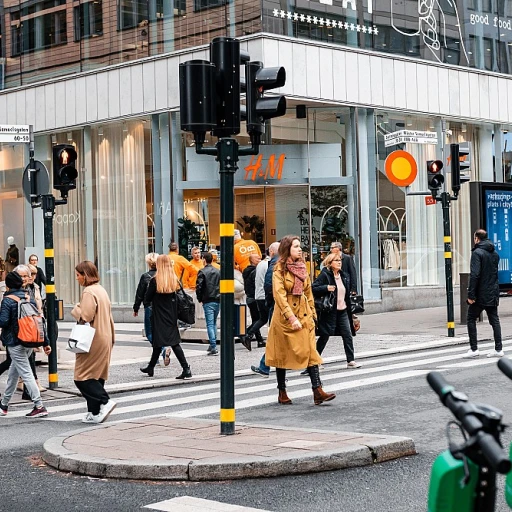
[193,0,227,13]
[74,1,103,41]
[150,0,186,18]
[118,0,148,30]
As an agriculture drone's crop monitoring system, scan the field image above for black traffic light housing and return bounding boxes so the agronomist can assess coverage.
[427,159,444,199]
[53,144,78,198]
[450,143,470,196]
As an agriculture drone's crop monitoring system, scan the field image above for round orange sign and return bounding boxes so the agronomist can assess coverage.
[385,150,418,187]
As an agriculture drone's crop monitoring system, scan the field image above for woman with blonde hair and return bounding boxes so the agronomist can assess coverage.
[141,254,192,379]
[266,235,336,405]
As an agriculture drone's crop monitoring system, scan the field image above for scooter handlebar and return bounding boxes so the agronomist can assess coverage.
[476,432,512,474]
[427,371,455,403]
[498,358,512,381]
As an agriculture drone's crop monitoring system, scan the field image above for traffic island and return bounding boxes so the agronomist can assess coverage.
[43,417,416,481]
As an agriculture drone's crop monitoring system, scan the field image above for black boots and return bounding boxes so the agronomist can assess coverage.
[308,365,336,405]
[176,366,192,380]
[140,366,154,377]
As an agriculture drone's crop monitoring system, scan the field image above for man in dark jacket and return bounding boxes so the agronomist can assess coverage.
[133,253,158,346]
[0,270,51,418]
[464,229,503,358]
[242,253,263,350]
[196,252,220,355]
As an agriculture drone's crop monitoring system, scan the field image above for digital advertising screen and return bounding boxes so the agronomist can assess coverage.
[484,188,512,287]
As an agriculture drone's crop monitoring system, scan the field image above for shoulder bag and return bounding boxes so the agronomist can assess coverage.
[176,283,195,325]
[314,291,335,315]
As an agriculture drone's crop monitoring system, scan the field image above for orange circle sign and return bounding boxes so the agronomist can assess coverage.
[385,150,418,187]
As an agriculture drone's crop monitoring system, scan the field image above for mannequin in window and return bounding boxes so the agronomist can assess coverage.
[5,237,19,274]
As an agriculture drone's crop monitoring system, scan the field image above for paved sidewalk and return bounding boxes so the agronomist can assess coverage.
[43,417,415,481]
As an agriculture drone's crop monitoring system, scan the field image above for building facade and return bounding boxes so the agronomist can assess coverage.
[0,0,511,310]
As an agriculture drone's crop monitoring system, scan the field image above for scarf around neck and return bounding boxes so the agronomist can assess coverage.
[286,258,308,295]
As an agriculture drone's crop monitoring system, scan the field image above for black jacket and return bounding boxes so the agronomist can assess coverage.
[468,239,500,306]
[196,264,220,303]
[133,269,156,312]
[242,264,257,299]
[34,266,46,288]
[342,253,357,294]
[312,267,355,337]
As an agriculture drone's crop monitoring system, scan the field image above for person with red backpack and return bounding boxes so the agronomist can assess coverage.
[0,270,51,418]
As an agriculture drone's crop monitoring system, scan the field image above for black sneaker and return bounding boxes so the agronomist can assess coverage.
[176,367,192,380]
[207,347,218,356]
[26,406,48,418]
[0,402,8,416]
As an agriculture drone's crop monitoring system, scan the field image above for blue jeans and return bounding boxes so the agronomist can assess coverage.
[259,353,270,374]
[144,306,153,344]
[203,302,220,350]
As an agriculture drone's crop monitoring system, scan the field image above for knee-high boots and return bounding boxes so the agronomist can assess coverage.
[309,365,336,405]
[276,368,292,404]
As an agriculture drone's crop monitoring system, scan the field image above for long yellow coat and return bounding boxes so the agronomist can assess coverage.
[265,263,322,370]
[71,283,115,381]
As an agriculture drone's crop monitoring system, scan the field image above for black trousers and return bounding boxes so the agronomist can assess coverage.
[317,309,355,363]
[149,344,188,369]
[247,299,264,342]
[74,378,109,415]
[247,300,269,340]
[467,303,502,352]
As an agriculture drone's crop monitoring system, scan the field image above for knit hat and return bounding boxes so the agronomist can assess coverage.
[5,271,23,290]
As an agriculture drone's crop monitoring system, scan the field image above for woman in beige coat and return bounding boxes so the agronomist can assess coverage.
[266,235,336,405]
[71,261,117,424]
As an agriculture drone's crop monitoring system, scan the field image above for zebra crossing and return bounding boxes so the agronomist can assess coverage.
[4,339,510,422]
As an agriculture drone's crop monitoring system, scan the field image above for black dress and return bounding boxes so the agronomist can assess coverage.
[144,278,182,349]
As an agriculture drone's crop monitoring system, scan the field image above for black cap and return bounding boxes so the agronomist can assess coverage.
[5,271,23,290]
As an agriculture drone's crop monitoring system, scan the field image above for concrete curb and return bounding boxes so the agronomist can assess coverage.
[42,424,416,481]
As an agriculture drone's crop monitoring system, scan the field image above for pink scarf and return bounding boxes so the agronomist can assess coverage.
[286,258,308,295]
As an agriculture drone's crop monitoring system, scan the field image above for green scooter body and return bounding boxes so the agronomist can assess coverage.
[505,444,512,508]
[428,450,478,512]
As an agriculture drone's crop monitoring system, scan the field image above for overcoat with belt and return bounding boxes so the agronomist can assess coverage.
[71,283,115,381]
[312,267,356,337]
[265,262,322,370]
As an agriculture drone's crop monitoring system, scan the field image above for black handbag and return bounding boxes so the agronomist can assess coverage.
[176,283,195,324]
[314,291,335,314]
[350,294,365,314]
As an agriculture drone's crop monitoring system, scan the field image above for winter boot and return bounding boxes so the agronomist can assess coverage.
[309,365,336,405]
[176,366,192,380]
[278,389,292,404]
[140,365,155,377]
[276,368,292,404]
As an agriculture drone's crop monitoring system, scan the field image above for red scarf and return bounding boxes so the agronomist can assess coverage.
[286,258,308,295]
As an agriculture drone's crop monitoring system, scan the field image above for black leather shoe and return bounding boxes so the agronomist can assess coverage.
[257,341,266,348]
[176,367,192,380]
[239,336,252,351]
[140,366,154,377]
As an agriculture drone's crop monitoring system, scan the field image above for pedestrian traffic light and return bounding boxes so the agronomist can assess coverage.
[450,143,471,195]
[244,61,286,145]
[52,144,78,197]
[427,160,444,198]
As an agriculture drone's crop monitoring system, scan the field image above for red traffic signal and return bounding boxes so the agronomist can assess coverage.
[53,144,78,196]
[427,160,444,198]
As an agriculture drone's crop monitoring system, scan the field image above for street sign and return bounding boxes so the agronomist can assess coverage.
[385,130,438,148]
[425,196,436,205]
[22,160,50,204]
[0,125,30,143]
[385,150,417,187]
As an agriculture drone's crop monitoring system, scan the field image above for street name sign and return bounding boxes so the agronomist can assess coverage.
[385,130,438,148]
[0,125,30,143]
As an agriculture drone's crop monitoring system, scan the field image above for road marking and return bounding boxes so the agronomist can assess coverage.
[144,496,272,511]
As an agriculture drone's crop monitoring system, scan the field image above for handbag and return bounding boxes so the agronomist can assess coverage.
[350,294,365,314]
[176,283,195,325]
[314,291,335,314]
[66,322,95,353]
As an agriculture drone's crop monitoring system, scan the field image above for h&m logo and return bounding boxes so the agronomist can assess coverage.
[244,153,286,181]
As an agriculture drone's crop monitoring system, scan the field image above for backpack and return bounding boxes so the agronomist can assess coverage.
[10,294,46,348]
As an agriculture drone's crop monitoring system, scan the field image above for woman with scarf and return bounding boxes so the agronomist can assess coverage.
[265,235,336,406]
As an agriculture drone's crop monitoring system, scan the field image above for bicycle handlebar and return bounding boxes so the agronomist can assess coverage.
[427,371,511,475]
[498,358,512,381]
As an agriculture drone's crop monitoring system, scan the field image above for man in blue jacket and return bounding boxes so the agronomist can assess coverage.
[0,269,51,418]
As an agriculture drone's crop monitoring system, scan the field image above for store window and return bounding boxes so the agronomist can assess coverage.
[74,1,103,41]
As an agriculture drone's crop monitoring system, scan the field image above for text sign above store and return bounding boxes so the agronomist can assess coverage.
[0,125,30,143]
[384,130,438,148]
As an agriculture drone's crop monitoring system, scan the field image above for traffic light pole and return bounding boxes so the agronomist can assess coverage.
[440,192,455,337]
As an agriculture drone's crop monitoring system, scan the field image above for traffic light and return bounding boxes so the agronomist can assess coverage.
[427,159,444,198]
[52,144,78,197]
[244,61,286,145]
[450,143,471,194]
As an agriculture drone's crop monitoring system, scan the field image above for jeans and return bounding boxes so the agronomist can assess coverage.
[144,306,153,344]
[203,302,220,350]
[1,345,42,408]
[317,309,355,363]
[259,353,270,374]
[467,303,502,352]
[74,378,109,415]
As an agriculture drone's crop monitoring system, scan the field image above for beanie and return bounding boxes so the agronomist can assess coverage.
[5,271,23,290]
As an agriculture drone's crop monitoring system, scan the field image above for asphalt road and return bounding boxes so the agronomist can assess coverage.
[1,348,512,512]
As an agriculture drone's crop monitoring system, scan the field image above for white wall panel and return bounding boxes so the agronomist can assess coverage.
[32,89,45,131]
[358,53,372,105]
[0,94,6,125]
[448,70,460,116]
[65,80,76,127]
[263,38,280,68]
[459,71,470,118]
[404,62,418,111]
[478,75,490,119]
[142,62,156,113]
[130,65,144,115]
[167,60,180,108]
[319,47,334,100]
[119,67,132,116]
[369,55,383,106]
[278,41,293,96]
[6,92,17,124]
[16,90,26,125]
[306,45,321,99]
[85,75,98,122]
[507,80,512,122]
[468,73,480,119]
[427,66,439,114]
[498,80,508,123]
[75,78,87,125]
[54,82,66,128]
[25,89,36,128]
[345,52,359,104]
[108,69,121,119]
[292,44,307,97]
[437,68,449,114]
[96,72,109,122]
[488,76,499,121]
[393,60,406,108]
[382,59,395,108]
[154,59,168,111]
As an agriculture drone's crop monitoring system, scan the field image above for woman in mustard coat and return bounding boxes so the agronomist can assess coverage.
[266,235,336,405]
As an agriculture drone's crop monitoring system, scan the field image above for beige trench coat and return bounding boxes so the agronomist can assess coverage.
[71,283,115,381]
[265,264,322,370]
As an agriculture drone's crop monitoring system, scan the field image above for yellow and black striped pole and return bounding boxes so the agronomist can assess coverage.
[42,194,59,388]
[441,191,455,337]
[218,138,238,434]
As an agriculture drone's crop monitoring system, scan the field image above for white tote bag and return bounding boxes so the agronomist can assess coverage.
[66,323,95,353]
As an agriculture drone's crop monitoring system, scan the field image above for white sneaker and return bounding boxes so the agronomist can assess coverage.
[487,350,505,358]
[82,412,100,424]
[96,400,117,424]
[463,349,480,358]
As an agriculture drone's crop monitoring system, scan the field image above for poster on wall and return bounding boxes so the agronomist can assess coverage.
[484,188,512,287]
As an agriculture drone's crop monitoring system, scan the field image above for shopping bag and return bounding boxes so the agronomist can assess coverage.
[66,323,95,353]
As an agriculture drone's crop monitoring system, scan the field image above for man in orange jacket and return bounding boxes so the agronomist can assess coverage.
[168,242,198,287]
[185,247,204,290]
[234,230,261,272]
